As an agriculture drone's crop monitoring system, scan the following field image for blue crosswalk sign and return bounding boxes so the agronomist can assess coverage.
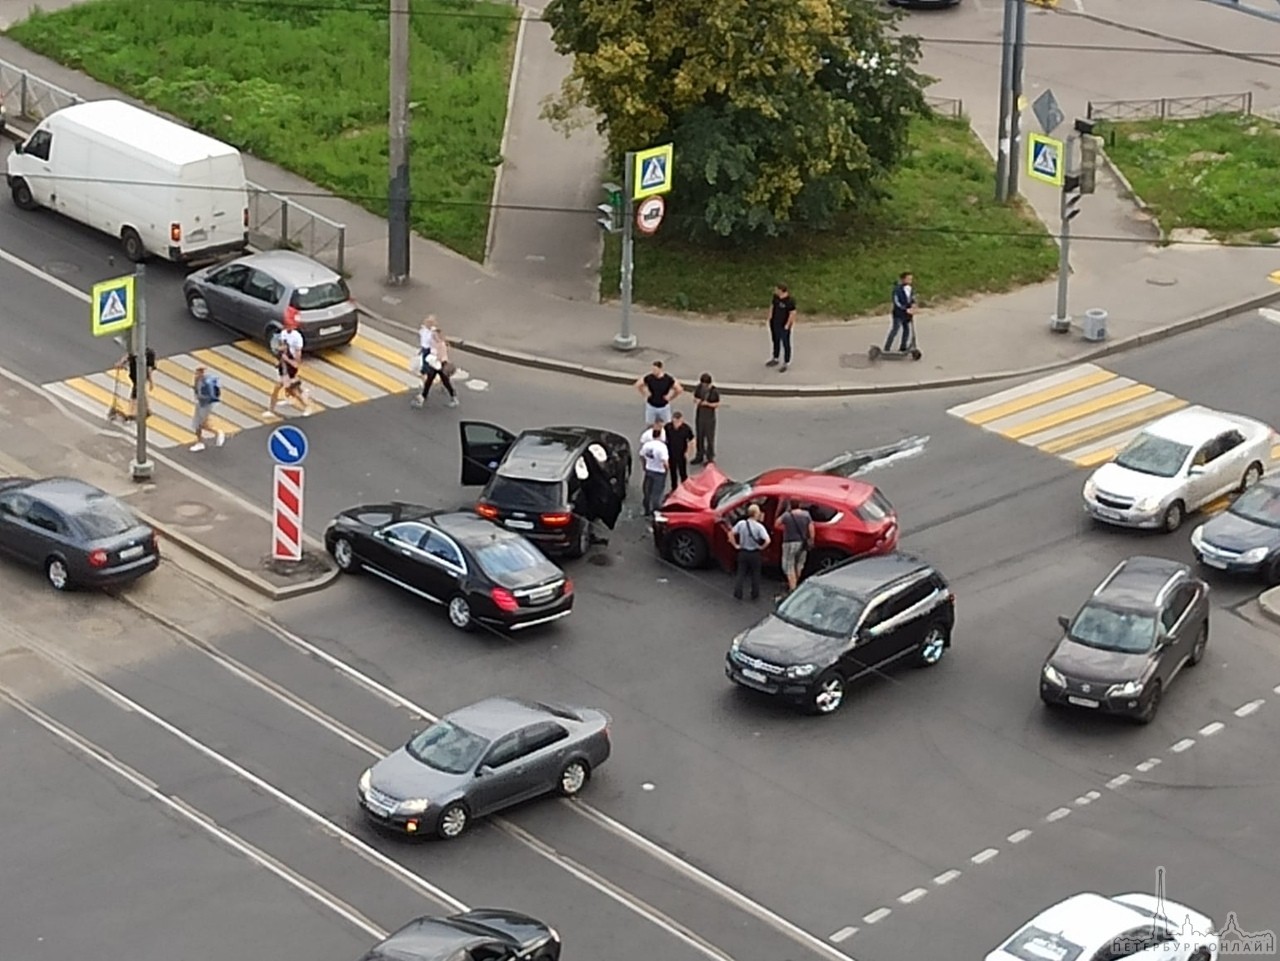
[1026,133,1064,186]
[632,143,674,200]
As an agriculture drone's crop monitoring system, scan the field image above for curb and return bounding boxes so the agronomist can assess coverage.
[1259,587,1280,625]
[1098,143,1162,235]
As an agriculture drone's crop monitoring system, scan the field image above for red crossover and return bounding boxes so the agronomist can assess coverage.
[651,464,899,573]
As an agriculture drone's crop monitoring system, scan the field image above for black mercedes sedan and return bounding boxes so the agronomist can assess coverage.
[0,477,159,591]
[356,909,561,961]
[358,696,611,839]
[1191,476,1280,583]
[325,505,573,633]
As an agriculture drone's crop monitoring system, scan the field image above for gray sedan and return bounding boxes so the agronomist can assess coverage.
[357,696,611,840]
[182,249,359,350]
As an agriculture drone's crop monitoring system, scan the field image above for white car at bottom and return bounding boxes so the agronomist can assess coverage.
[1083,407,1274,533]
[986,892,1217,961]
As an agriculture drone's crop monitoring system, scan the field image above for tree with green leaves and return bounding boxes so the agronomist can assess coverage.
[543,0,927,243]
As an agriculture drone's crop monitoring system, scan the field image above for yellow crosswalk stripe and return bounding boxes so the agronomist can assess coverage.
[1002,384,1155,440]
[62,377,192,445]
[234,340,374,404]
[1203,496,1232,516]
[1272,443,1280,462]
[320,348,411,394]
[348,332,411,370]
[1074,445,1127,469]
[155,358,268,424]
[1038,397,1188,454]
[965,369,1117,426]
[191,348,327,412]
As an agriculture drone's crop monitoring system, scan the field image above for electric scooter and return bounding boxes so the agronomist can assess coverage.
[868,322,921,362]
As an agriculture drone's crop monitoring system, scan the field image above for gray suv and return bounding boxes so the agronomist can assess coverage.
[1040,556,1210,724]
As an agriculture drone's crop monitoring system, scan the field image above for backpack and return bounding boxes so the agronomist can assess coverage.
[200,374,221,404]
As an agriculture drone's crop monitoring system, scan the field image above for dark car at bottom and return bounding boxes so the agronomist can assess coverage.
[356,910,560,961]
[1040,556,1209,724]
[726,552,955,715]
[0,477,159,591]
[1191,476,1280,583]
[326,505,573,633]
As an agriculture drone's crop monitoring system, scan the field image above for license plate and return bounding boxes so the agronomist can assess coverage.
[119,545,145,560]
[741,668,768,683]
[1094,507,1122,520]
[1067,696,1099,708]
[506,519,534,530]
[319,325,342,336]
[529,589,554,603]
[1201,555,1228,569]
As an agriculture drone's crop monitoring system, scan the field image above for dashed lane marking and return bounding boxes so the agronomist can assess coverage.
[1075,791,1101,805]
[933,870,961,886]
[1198,721,1225,737]
[970,848,999,865]
[1007,829,1032,844]
[1135,758,1161,773]
[862,908,891,925]
[1235,699,1265,718]
[1107,774,1132,789]
[829,926,858,944]
[898,888,928,905]
[1045,807,1071,822]
[1171,738,1196,753]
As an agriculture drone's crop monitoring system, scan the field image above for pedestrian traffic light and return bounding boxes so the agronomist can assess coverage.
[1079,134,1102,195]
[597,182,623,234]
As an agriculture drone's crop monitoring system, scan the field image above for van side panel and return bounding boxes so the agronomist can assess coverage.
[174,152,248,258]
[50,123,94,225]
[81,137,172,257]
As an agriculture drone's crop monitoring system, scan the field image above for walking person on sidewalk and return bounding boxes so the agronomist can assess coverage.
[638,424,669,516]
[413,318,459,409]
[691,371,720,465]
[884,271,916,354]
[190,365,225,452]
[634,360,681,425]
[766,283,796,372]
[665,411,694,491]
[777,500,815,595]
[729,504,771,601]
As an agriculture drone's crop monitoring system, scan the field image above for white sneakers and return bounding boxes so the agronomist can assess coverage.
[190,432,226,453]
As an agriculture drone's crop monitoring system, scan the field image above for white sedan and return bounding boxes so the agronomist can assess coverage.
[1083,407,1274,533]
[987,892,1217,961]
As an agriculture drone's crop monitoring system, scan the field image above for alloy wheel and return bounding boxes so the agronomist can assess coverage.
[559,760,588,796]
[46,558,69,591]
[919,625,947,666]
[187,294,210,321]
[669,531,706,568]
[1190,625,1208,666]
[437,803,468,839]
[1136,682,1162,725]
[332,537,356,572]
[1162,501,1184,534]
[811,674,845,715]
[447,595,472,630]
[1242,462,1263,493]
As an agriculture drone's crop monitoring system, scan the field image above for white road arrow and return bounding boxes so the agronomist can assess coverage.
[277,434,299,458]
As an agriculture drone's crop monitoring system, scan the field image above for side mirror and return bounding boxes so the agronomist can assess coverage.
[1057,615,1071,632]
[1188,465,1205,476]
[476,765,494,777]
[12,141,22,155]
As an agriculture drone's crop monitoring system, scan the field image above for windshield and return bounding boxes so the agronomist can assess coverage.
[775,582,865,637]
[711,480,753,509]
[474,535,553,578]
[1230,484,1280,528]
[405,720,490,775]
[73,496,139,539]
[1069,604,1156,654]
[486,476,564,512]
[290,279,351,310]
[1114,433,1190,478]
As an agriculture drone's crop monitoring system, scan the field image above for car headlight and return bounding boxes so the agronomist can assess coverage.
[785,663,817,679]
[358,769,371,794]
[1108,679,1144,698]
[1134,494,1162,512]
[730,631,745,653]
[395,798,430,815]
[1241,547,1269,563]
[1042,664,1065,686]
[1082,478,1097,499]
[1190,525,1205,549]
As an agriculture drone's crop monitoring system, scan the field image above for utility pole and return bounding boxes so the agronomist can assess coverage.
[1050,118,1100,333]
[614,152,638,351]
[994,0,1017,201]
[130,263,153,481]
[1006,0,1029,198]
[387,0,411,284]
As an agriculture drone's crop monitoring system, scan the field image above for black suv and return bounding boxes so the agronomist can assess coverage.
[1041,556,1210,724]
[726,552,955,715]
[460,421,629,558]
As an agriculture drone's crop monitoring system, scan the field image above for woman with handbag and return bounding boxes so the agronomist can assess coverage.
[412,317,459,409]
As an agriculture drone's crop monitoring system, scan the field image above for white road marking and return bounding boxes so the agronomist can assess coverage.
[1007,829,1032,844]
[1135,758,1161,772]
[898,888,928,905]
[1258,307,1280,325]
[933,869,961,886]
[1198,721,1225,737]
[862,908,892,925]
[970,848,999,865]
[830,927,858,944]
[1107,774,1132,789]
[1046,807,1072,822]
[1235,699,1265,718]
[1171,738,1197,753]
[1274,685,1280,695]
[0,245,91,303]
[0,683,386,938]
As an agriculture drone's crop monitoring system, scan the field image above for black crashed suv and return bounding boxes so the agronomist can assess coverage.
[460,421,630,558]
[726,552,955,715]
[1041,556,1210,724]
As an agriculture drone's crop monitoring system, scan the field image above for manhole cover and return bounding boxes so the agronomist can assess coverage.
[1146,274,1178,287]
[44,260,81,277]
[173,502,213,520]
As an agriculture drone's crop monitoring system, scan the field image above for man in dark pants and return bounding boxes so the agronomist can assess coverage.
[766,283,796,372]
[885,271,916,353]
[691,372,719,465]
[114,347,156,421]
[664,411,694,490]
[729,504,771,601]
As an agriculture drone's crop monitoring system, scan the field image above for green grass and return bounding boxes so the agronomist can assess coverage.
[1098,113,1280,242]
[7,0,516,261]
[602,115,1059,318]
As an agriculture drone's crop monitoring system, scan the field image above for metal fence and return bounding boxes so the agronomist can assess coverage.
[925,95,965,120]
[0,58,346,272]
[1086,92,1253,122]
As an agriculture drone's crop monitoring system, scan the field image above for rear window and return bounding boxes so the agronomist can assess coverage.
[856,489,894,523]
[73,496,139,539]
[487,476,565,512]
[474,536,554,579]
[290,279,351,310]
[999,927,1083,961]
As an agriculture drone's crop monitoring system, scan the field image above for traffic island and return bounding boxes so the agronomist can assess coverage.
[1257,587,1280,625]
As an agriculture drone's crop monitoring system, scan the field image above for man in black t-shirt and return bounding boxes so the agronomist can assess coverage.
[664,411,694,490]
[691,371,720,465]
[766,282,796,372]
[115,347,156,420]
[633,359,682,425]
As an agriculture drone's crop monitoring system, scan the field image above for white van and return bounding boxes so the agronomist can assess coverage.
[6,99,249,263]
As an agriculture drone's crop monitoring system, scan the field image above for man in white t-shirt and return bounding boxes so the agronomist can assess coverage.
[265,317,311,417]
[638,424,669,516]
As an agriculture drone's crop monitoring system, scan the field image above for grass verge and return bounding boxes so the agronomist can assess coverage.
[1097,113,1280,243]
[602,115,1058,318]
[7,0,516,261]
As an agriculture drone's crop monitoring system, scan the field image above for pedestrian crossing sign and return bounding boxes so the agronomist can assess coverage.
[1027,132,1065,186]
[91,274,136,337]
[632,143,675,200]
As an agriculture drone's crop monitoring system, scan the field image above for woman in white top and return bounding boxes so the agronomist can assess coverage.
[412,317,459,409]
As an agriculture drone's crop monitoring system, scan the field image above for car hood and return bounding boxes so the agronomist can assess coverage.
[1089,462,1176,499]
[737,616,843,666]
[1048,636,1150,683]
[369,746,469,802]
[1201,509,1280,554]
[664,462,730,511]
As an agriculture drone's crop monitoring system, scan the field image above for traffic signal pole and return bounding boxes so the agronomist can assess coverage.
[614,152,638,351]
[1050,119,1098,333]
[130,263,153,481]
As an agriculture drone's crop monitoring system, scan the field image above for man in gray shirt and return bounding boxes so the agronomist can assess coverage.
[729,504,771,601]
[778,501,814,594]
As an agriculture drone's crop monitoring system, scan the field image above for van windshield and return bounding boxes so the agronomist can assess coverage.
[291,280,351,310]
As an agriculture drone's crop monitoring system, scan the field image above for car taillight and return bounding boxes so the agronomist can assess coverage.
[169,222,182,243]
[562,578,574,596]
[491,587,519,612]
[88,549,109,568]
[284,305,300,327]
[476,503,499,520]
[541,512,573,527]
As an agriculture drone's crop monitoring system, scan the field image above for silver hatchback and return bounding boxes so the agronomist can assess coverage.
[182,249,358,350]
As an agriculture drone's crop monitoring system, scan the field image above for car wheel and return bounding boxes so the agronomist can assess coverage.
[1189,623,1208,666]
[1240,461,1264,493]
[805,549,847,577]
[807,671,846,715]
[1267,556,1280,587]
[121,228,146,262]
[330,536,358,573]
[1134,680,1162,725]
[436,802,469,840]
[45,557,71,591]
[667,529,708,569]
[186,291,211,321]
[1161,500,1185,533]
[567,519,591,559]
[917,623,949,666]
[12,179,37,210]
[557,759,590,797]
[447,594,475,632]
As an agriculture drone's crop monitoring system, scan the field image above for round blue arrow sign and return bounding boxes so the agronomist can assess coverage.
[268,425,309,465]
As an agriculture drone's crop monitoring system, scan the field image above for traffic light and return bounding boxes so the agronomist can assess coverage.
[1063,174,1083,221]
[1079,134,1102,195]
[597,182,623,234]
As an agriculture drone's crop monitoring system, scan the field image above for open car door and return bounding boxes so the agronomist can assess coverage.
[582,447,623,529]
[459,421,517,486]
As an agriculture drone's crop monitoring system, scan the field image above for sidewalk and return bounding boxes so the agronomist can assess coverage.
[2,39,1279,396]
